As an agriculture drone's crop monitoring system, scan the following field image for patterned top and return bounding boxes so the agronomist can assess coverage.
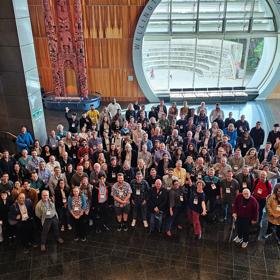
[111,182,132,207]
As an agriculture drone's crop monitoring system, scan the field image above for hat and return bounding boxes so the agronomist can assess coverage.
[274,123,279,127]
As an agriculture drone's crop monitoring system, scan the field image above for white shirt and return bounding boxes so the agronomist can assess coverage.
[107,102,121,118]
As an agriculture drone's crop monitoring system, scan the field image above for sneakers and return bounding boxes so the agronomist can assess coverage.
[233,236,243,244]
[122,223,128,232]
[143,220,148,228]
[57,238,64,244]
[166,230,172,237]
[41,245,46,252]
[117,224,122,232]
[74,237,79,242]
[89,219,94,227]
[103,224,110,231]
[241,242,248,248]
[67,224,72,231]
[60,225,65,232]
[81,237,87,242]
[131,219,136,227]
[264,233,273,239]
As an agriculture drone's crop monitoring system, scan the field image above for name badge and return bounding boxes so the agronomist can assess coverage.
[74,207,79,211]
[211,184,216,190]
[36,189,40,194]
[63,198,67,203]
[180,125,183,129]
[276,205,280,212]
[174,142,177,147]
[226,188,231,194]
[243,144,247,148]
[197,174,202,179]
[242,183,247,189]
[46,210,51,216]
[180,195,184,202]
[22,213,28,220]
[234,166,238,171]
[193,198,198,205]
[257,189,262,195]
[136,189,141,196]
[100,194,105,199]
[119,191,123,197]
[112,173,116,178]
[72,123,75,128]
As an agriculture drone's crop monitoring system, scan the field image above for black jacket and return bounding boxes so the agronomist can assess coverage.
[250,127,265,147]
[148,187,168,213]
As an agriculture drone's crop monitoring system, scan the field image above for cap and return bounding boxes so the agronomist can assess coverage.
[273,123,279,127]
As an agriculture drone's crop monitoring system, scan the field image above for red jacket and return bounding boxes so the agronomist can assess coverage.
[233,194,259,221]
[253,179,272,200]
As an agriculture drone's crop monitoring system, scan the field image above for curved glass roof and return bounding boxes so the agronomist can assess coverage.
[139,0,278,98]
[146,0,276,34]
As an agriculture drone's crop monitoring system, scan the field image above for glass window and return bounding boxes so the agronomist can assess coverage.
[244,38,264,86]
[138,0,277,98]
[219,38,247,87]
[194,39,222,88]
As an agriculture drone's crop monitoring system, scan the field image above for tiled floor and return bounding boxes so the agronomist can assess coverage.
[5,99,276,280]
[0,221,279,280]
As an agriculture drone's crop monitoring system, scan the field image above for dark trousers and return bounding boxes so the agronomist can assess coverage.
[166,206,182,232]
[94,202,109,231]
[266,222,280,239]
[132,201,147,220]
[57,207,70,227]
[41,216,60,245]
[237,217,250,242]
[72,215,86,239]
[257,198,266,222]
[16,219,34,247]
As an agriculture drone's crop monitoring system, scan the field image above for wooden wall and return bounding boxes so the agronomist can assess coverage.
[28,0,148,102]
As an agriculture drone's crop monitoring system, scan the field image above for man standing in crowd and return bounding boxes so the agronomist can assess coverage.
[35,190,64,251]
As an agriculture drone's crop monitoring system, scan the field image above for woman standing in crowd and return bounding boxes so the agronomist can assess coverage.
[188,180,207,239]
[68,187,87,241]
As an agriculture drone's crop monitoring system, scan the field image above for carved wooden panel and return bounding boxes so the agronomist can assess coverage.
[28,0,148,102]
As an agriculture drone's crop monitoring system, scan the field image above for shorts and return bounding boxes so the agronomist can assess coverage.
[114,204,130,216]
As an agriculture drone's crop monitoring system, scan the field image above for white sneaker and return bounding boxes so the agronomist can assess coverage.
[143,220,148,228]
[89,219,93,227]
[233,236,243,244]
[241,242,248,248]
[67,224,72,231]
[60,225,65,232]
[131,219,136,227]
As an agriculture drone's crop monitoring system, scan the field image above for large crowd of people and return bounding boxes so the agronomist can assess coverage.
[0,98,279,252]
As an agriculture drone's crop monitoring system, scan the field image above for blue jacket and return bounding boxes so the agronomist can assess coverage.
[223,128,237,148]
[67,193,87,212]
[16,132,34,153]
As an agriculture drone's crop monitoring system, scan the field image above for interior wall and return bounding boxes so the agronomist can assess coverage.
[28,0,148,102]
[267,82,280,99]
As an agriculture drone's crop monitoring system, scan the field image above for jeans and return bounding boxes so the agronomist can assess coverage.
[258,209,268,240]
[41,216,60,245]
[266,222,280,240]
[166,206,181,232]
[150,211,163,232]
[222,202,233,223]
[257,198,266,222]
[237,217,250,242]
[132,201,147,221]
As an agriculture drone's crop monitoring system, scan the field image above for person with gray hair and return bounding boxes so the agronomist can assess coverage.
[232,188,259,248]
[35,190,64,252]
